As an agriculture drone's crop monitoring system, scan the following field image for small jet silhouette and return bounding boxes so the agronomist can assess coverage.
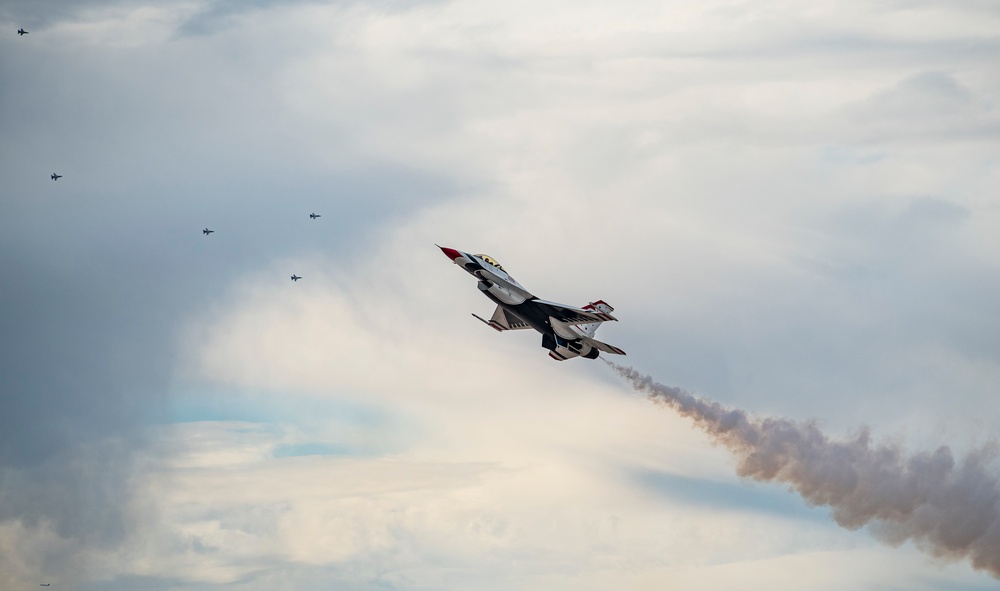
[310,213,321,219]
[291,275,301,281]
[18,28,28,36]
[203,228,214,235]
[50,173,62,180]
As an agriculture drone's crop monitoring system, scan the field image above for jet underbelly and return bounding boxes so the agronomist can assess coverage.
[477,278,528,305]
[439,245,623,361]
[478,292,550,334]
[503,301,600,360]
[549,318,583,340]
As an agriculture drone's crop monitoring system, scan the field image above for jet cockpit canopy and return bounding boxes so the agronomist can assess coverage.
[476,254,505,272]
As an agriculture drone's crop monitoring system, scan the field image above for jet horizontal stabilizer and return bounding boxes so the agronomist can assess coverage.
[472,313,502,332]
[581,335,626,356]
[473,305,532,332]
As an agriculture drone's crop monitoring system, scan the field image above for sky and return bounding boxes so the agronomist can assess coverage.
[1,0,999,589]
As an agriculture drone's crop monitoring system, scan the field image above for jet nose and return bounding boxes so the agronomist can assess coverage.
[437,245,463,261]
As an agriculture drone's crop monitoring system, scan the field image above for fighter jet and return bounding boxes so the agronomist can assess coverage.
[202,228,214,235]
[291,275,301,281]
[18,28,28,36]
[50,173,62,180]
[438,246,625,361]
[310,213,321,219]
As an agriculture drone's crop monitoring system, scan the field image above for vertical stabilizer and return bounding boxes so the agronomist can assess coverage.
[577,300,615,337]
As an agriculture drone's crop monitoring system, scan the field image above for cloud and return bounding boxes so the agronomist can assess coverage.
[0,0,441,34]
[127,223,987,588]
[1,2,461,587]
[2,0,999,587]
[0,237,174,589]
[844,71,1000,142]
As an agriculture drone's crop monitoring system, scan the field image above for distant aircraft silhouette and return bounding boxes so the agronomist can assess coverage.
[203,228,214,235]
[310,213,321,219]
[50,173,62,180]
[291,275,301,281]
[18,28,28,36]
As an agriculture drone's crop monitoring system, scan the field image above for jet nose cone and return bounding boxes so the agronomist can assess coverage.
[438,245,463,261]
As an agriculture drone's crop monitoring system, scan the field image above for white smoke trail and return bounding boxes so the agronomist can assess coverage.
[605,362,1000,579]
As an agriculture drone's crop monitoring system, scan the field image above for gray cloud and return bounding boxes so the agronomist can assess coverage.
[2,0,999,587]
[1,0,183,30]
[610,186,999,443]
[0,207,192,587]
[175,0,450,38]
[632,469,830,523]
[842,71,1000,142]
[0,2,460,586]
[80,565,431,591]
[1,0,447,34]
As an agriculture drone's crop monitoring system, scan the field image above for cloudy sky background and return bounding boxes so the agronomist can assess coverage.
[1,0,999,588]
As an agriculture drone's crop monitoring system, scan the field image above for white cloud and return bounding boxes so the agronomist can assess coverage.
[129,217,989,586]
[3,0,998,588]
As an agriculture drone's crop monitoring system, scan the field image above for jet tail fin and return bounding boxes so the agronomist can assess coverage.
[576,300,616,337]
[576,301,625,355]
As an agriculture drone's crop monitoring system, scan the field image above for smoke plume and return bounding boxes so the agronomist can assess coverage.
[606,362,1000,579]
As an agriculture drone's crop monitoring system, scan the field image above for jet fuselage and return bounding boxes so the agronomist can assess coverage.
[439,246,624,361]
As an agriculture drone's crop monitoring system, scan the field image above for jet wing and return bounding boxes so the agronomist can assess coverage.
[530,298,617,325]
[473,305,532,331]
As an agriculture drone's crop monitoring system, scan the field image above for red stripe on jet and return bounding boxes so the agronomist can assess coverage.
[439,246,463,261]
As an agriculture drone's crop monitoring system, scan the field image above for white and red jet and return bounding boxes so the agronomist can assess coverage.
[438,246,626,361]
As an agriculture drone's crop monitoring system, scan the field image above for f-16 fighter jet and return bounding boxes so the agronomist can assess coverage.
[438,246,625,361]
[202,228,214,235]
[18,28,28,36]
[309,213,321,219]
[291,275,301,281]
[50,173,62,180]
